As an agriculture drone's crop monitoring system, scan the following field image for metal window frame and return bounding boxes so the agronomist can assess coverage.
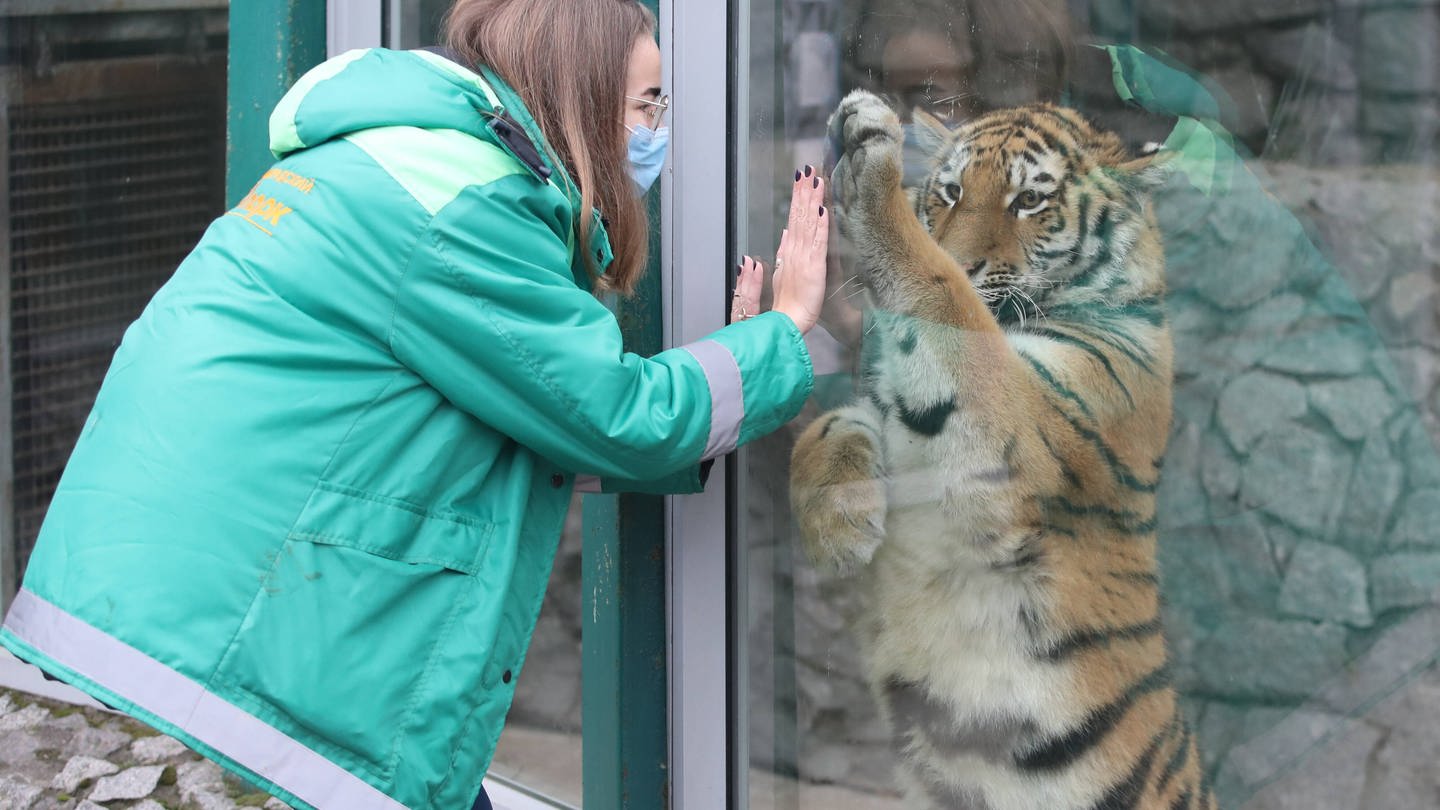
[661,0,734,806]
[0,1,227,14]
[325,0,380,56]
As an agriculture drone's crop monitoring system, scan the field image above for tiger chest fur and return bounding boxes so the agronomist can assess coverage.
[790,91,1216,810]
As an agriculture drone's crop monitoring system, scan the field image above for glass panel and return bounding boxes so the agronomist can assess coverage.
[387,4,584,805]
[383,0,450,51]
[736,1,1440,808]
[488,492,585,807]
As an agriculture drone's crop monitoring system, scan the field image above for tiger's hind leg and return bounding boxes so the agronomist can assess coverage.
[790,405,888,575]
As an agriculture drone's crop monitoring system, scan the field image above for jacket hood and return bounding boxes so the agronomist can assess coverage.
[269,48,533,163]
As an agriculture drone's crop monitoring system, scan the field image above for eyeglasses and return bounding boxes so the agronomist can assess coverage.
[625,93,670,130]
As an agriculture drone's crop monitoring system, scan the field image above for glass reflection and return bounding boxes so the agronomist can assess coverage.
[739,1,1440,808]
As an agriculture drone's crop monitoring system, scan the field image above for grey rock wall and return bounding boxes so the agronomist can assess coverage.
[1083,0,1440,165]
[1155,159,1440,807]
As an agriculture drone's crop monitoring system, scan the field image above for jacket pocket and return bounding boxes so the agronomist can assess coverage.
[211,481,495,783]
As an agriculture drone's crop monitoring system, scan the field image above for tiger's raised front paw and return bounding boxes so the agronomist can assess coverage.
[790,409,888,576]
[826,90,904,230]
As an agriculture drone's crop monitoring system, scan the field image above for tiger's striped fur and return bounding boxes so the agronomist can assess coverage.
[790,91,1215,810]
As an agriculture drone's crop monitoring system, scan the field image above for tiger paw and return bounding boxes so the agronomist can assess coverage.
[826,90,904,227]
[790,409,888,575]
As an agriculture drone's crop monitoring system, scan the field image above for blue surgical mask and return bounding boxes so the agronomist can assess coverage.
[899,118,960,188]
[626,124,669,194]
[900,123,929,188]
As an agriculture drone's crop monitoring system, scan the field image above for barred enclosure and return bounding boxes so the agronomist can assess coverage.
[2,5,227,600]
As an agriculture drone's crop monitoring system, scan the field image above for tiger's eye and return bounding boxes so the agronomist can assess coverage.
[943,182,963,202]
[1014,190,1043,209]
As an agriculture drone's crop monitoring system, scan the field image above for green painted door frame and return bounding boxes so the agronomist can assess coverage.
[581,0,669,803]
[582,191,669,810]
[224,3,672,807]
[226,0,326,206]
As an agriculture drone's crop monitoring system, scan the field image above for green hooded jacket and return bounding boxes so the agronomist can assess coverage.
[0,49,813,810]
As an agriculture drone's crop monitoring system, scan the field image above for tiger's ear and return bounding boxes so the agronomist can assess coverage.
[910,108,955,159]
[1116,144,1174,191]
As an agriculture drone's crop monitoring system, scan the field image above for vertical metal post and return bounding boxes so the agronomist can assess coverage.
[226,0,327,206]
[581,1,672,806]
[665,0,732,806]
[327,0,382,57]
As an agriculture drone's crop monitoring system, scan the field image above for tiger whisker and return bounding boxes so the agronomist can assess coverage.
[1038,246,1084,263]
[1007,289,1028,331]
[928,92,976,106]
[827,275,861,301]
[1013,285,1048,324]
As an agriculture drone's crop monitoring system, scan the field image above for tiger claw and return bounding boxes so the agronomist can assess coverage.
[791,409,889,576]
[826,91,903,227]
[794,487,886,576]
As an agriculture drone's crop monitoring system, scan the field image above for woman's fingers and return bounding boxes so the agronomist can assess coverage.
[812,178,828,253]
[779,170,820,268]
[731,255,764,323]
[767,168,830,334]
[788,165,813,228]
[788,166,821,247]
[780,174,825,271]
[739,255,764,304]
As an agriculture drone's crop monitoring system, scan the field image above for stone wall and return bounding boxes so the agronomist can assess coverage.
[1158,159,1440,806]
[1082,0,1440,165]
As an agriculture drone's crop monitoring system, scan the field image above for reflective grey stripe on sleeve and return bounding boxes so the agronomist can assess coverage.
[3,589,405,810]
[679,339,745,459]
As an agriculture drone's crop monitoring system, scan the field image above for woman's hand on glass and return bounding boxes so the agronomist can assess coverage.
[731,254,764,324]
[733,167,829,334]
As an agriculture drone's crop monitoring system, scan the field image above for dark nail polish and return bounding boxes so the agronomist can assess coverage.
[819,206,826,216]
[804,165,813,177]
[794,170,801,182]
[812,177,819,188]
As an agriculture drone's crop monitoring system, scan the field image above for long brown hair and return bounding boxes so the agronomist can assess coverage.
[444,0,654,294]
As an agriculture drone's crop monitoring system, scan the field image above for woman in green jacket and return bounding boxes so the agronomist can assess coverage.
[0,1,828,808]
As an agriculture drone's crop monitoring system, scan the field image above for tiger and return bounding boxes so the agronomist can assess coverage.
[789,90,1215,810]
